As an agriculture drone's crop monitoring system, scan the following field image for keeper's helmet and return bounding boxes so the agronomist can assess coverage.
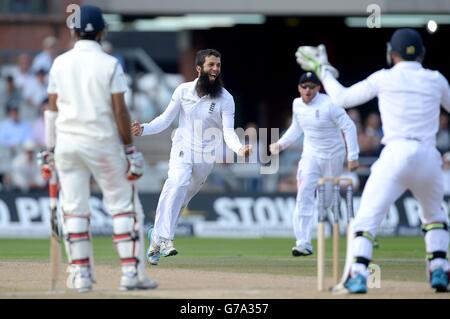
[386,28,425,65]
[73,5,106,36]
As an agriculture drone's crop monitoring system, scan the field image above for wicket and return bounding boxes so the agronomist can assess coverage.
[317,177,354,291]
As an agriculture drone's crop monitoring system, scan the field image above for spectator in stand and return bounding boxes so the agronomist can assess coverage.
[11,53,33,91]
[0,104,32,151]
[277,172,298,193]
[11,140,45,192]
[242,122,262,163]
[347,108,363,133]
[276,114,304,194]
[4,75,22,109]
[132,82,158,122]
[102,40,126,72]
[31,36,58,73]
[437,113,450,154]
[278,114,303,169]
[360,112,383,156]
[22,69,48,119]
[240,122,263,191]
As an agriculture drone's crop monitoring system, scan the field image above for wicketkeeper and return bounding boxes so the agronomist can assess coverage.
[270,72,359,257]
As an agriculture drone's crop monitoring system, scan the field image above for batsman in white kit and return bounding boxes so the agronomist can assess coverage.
[296,28,450,293]
[131,49,252,265]
[270,72,359,257]
[41,5,157,292]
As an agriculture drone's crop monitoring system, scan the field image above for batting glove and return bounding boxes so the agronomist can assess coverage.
[37,150,54,181]
[124,145,144,181]
[295,44,339,80]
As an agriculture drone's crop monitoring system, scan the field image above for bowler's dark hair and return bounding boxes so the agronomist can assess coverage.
[195,49,221,67]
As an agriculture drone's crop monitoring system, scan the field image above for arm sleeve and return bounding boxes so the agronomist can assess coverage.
[141,86,181,135]
[110,63,128,94]
[440,73,450,113]
[221,99,244,154]
[321,69,381,108]
[278,111,303,150]
[47,67,58,94]
[44,110,57,150]
[330,106,360,161]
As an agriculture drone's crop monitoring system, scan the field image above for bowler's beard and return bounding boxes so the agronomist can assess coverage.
[197,71,223,98]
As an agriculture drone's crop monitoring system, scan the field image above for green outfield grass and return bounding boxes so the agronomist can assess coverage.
[0,236,428,282]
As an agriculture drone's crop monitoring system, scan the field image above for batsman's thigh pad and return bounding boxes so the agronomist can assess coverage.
[63,214,91,265]
[55,153,91,214]
[85,143,134,214]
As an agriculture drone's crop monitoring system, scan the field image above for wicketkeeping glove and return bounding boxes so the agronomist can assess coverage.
[295,44,339,80]
[37,150,54,181]
[124,145,144,181]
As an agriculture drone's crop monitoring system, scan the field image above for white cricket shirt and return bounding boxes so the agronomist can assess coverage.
[322,61,450,146]
[141,78,243,154]
[47,40,128,142]
[278,93,359,161]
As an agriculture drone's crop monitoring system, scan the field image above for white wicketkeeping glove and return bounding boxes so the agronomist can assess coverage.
[124,145,144,181]
[295,44,339,80]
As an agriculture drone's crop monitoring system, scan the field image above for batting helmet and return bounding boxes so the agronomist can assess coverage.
[73,5,106,35]
[387,28,425,65]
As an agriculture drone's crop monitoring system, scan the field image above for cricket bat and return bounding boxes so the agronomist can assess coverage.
[49,171,61,291]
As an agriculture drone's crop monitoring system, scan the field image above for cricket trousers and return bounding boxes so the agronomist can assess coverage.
[55,133,147,280]
[154,144,215,240]
[294,153,345,246]
[351,139,449,272]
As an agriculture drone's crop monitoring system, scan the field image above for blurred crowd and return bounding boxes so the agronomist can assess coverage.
[1,35,450,194]
[0,35,159,192]
[0,36,58,192]
[276,107,450,195]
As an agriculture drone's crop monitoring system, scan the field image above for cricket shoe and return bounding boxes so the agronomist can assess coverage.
[430,268,449,292]
[66,265,93,293]
[343,273,368,294]
[146,226,160,265]
[160,238,178,257]
[292,243,314,257]
[120,273,158,291]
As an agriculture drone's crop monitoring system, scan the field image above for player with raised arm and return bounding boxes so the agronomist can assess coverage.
[131,49,252,265]
[296,28,450,293]
[270,72,359,257]
[41,5,157,292]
